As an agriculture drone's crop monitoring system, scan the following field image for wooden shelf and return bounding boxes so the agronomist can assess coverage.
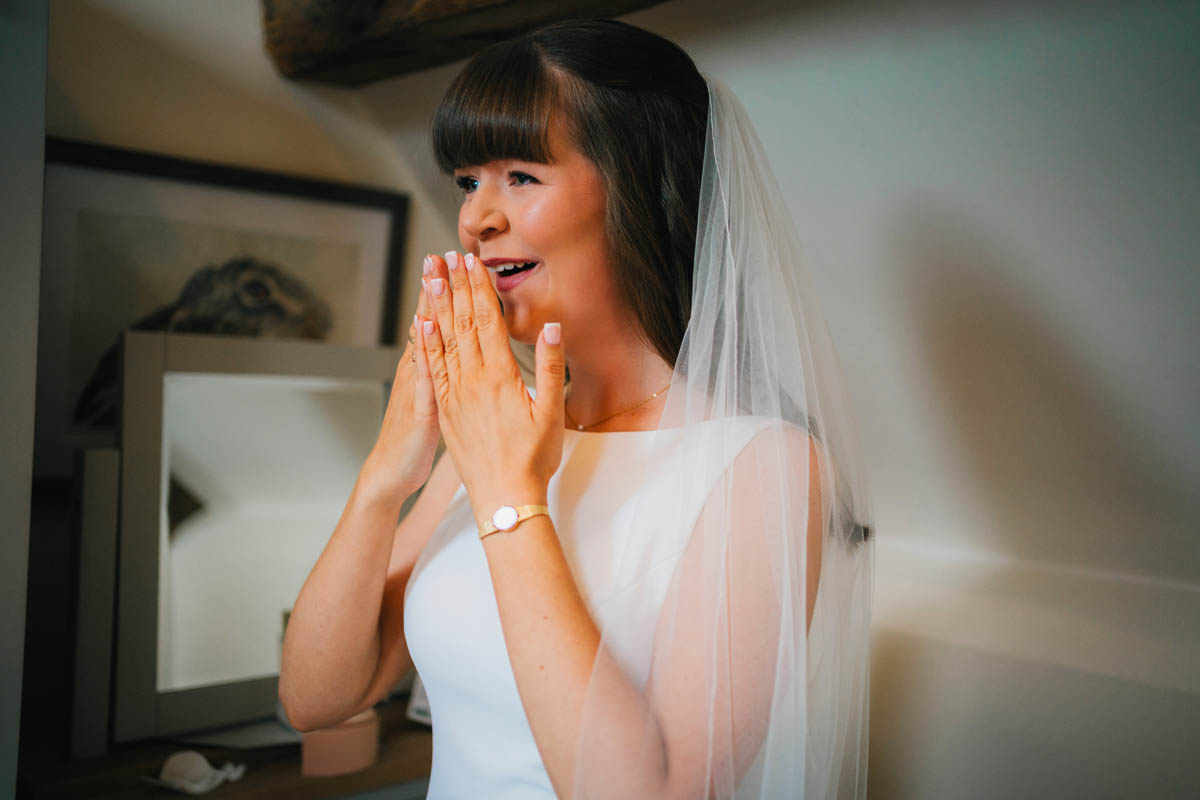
[19,699,431,799]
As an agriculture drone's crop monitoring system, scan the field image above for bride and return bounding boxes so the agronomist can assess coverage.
[280,18,873,799]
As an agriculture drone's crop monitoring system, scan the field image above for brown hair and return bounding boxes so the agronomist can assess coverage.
[432,19,708,366]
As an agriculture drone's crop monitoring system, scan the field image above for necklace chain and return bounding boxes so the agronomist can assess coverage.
[564,382,671,431]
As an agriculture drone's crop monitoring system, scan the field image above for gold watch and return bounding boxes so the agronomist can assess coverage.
[478,504,550,539]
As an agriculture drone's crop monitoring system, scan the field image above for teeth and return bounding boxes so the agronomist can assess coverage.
[492,262,534,274]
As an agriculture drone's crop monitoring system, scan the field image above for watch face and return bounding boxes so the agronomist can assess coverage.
[493,505,519,531]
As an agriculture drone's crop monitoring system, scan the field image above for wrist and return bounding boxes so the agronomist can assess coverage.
[352,464,418,516]
[469,480,548,531]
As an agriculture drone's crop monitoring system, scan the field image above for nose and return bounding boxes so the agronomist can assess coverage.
[459,187,508,242]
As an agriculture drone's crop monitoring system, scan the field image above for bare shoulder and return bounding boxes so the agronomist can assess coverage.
[734,416,820,464]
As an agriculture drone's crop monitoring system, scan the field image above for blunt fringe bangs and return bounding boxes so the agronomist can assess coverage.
[433,42,558,173]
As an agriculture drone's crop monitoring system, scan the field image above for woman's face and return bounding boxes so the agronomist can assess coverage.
[454,121,617,345]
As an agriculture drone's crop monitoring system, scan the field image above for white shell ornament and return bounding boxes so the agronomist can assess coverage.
[141,750,246,794]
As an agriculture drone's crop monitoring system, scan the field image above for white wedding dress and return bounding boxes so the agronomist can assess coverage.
[404,417,773,799]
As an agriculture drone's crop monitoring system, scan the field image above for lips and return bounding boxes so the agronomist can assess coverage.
[483,257,541,292]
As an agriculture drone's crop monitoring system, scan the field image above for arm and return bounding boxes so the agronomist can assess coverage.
[357,450,462,710]
[482,425,822,798]
[279,259,448,732]
[279,451,460,733]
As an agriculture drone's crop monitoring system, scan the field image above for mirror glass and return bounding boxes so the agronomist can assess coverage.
[157,372,384,691]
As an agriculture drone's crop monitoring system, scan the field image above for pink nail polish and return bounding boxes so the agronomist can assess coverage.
[423,256,432,276]
[465,253,475,271]
[423,320,434,336]
[444,251,458,270]
[543,322,561,345]
[431,278,445,296]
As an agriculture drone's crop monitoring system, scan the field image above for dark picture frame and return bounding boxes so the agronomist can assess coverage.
[35,138,410,478]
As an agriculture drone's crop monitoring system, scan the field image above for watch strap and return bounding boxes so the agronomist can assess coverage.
[478,504,550,539]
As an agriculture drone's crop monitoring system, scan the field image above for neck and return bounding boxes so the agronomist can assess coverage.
[563,323,673,432]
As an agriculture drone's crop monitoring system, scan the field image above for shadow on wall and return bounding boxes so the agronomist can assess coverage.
[357,60,467,243]
[869,630,1200,800]
[46,0,397,194]
[890,198,1198,582]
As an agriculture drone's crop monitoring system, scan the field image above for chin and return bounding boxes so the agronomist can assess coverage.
[502,322,534,347]
[508,327,539,347]
[502,307,544,347]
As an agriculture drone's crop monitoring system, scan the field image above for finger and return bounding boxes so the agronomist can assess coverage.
[465,252,511,361]
[405,256,434,363]
[422,252,446,331]
[410,279,428,362]
[426,272,460,380]
[420,314,451,409]
[418,255,433,318]
[402,312,417,367]
[444,250,483,370]
[534,322,567,427]
[413,314,437,416]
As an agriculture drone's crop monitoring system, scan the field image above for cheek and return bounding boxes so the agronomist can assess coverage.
[526,193,606,253]
[457,217,477,252]
[522,197,558,242]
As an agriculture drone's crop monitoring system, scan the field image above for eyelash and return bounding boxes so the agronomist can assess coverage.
[455,171,538,194]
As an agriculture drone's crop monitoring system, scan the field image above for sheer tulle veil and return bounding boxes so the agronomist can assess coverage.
[570,77,875,799]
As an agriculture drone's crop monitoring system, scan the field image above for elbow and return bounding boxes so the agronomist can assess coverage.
[277,682,315,733]
[278,676,370,734]
[277,643,322,732]
[277,667,328,733]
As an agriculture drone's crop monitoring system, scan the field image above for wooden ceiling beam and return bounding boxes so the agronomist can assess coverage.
[262,0,669,86]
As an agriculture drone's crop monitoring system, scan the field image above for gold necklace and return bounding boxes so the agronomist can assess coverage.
[564,383,671,431]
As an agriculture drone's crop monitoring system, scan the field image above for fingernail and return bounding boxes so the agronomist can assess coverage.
[543,322,561,345]
[465,253,476,271]
[444,251,458,270]
[430,278,445,296]
[423,320,435,336]
[413,314,418,328]
[423,255,432,276]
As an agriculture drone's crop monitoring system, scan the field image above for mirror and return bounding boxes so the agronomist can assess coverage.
[109,332,402,742]
[158,372,383,691]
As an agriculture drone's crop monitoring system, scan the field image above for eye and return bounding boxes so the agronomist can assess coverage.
[454,175,478,194]
[239,278,271,303]
[510,171,538,186]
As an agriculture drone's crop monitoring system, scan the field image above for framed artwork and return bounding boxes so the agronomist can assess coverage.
[35,138,410,478]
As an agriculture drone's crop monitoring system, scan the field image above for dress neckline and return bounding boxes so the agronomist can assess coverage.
[563,425,660,436]
[563,418,736,436]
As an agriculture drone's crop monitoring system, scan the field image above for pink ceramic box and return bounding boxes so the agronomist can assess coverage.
[300,708,380,777]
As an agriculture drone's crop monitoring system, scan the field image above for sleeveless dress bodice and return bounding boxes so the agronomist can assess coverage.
[404,419,770,799]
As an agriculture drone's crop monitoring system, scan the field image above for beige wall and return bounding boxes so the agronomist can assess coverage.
[620,0,1200,580]
[44,0,1199,796]
[621,3,1200,794]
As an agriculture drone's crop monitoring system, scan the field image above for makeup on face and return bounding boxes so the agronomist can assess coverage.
[454,120,612,344]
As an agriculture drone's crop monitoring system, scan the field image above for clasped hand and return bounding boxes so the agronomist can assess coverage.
[416,251,566,528]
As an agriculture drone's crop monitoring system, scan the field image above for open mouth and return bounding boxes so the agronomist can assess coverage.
[492,261,538,276]
[487,260,542,292]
